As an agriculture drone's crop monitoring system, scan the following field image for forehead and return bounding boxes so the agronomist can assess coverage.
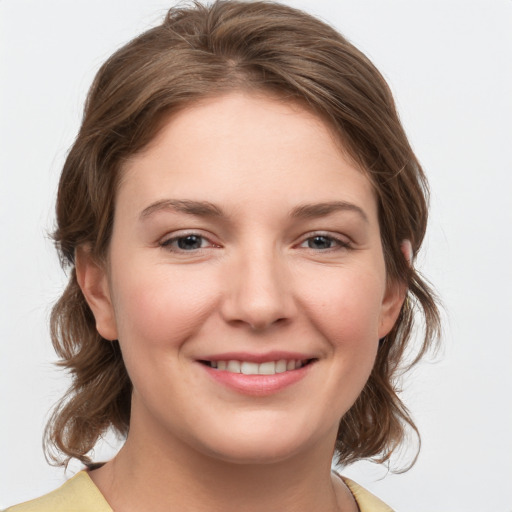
[118,92,377,222]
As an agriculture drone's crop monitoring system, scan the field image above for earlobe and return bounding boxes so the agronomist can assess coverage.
[75,246,118,341]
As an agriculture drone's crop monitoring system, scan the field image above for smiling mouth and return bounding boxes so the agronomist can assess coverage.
[200,359,315,375]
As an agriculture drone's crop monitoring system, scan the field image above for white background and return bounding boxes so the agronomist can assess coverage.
[1,1,511,510]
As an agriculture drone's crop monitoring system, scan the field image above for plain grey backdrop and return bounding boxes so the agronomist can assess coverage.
[1,0,511,510]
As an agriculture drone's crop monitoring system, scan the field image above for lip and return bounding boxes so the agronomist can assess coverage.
[197,351,316,396]
[198,351,314,364]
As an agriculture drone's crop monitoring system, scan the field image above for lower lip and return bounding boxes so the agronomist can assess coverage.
[201,363,312,396]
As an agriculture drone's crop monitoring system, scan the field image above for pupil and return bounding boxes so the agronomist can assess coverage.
[178,235,202,250]
[309,236,331,249]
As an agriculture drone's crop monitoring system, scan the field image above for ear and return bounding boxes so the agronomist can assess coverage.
[75,246,118,341]
[378,279,407,339]
[378,240,412,338]
[400,239,414,264]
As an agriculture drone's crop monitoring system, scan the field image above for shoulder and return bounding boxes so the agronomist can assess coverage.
[340,475,396,512]
[2,472,112,512]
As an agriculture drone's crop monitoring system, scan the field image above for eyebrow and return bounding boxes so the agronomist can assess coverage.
[139,198,368,223]
[290,201,369,223]
[140,199,223,220]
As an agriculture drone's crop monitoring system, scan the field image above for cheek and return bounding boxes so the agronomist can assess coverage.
[111,262,220,351]
[297,266,386,347]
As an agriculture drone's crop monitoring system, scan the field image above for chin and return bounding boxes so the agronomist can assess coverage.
[205,441,304,466]
[193,419,332,466]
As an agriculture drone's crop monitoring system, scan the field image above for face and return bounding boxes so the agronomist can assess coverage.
[79,92,403,465]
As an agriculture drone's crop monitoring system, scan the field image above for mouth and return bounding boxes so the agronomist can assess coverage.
[199,358,316,375]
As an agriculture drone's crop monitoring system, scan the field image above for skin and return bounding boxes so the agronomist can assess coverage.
[77,92,405,511]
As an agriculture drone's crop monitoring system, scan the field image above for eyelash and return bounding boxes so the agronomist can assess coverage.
[160,233,218,252]
[159,232,351,253]
[297,233,352,251]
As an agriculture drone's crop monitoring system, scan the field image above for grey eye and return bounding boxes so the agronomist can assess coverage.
[307,236,335,250]
[176,235,204,250]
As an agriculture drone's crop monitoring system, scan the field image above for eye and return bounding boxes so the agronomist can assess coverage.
[160,234,214,251]
[299,234,350,251]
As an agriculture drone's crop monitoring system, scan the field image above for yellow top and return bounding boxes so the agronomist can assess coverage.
[3,471,394,512]
[343,477,395,512]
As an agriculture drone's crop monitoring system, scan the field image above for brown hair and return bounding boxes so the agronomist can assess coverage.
[45,0,440,468]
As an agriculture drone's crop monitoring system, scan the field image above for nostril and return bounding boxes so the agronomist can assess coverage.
[246,316,290,331]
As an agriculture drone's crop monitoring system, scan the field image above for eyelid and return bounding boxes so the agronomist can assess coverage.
[296,231,352,250]
[159,230,221,251]
[157,229,351,252]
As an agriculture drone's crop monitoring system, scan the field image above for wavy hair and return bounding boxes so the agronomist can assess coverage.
[45,0,440,468]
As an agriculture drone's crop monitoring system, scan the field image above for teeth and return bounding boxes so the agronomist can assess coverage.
[258,361,276,375]
[208,359,308,375]
[227,360,241,373]
[241,361,258,375]
[275,359,287,373]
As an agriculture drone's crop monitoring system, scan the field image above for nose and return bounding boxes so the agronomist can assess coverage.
[220,246,296,331]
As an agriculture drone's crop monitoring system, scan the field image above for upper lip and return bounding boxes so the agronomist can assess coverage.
[197,351,316,363]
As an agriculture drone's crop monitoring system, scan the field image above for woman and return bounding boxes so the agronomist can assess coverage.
[5,1,439,511]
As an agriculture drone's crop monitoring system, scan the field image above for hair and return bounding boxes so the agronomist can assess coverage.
[45,0,440,469]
